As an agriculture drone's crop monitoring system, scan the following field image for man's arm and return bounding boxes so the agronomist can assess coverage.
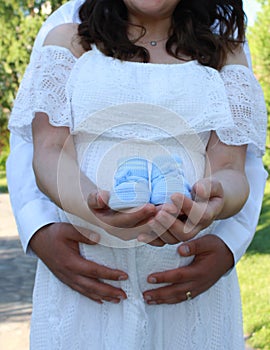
[7,132,131,303]
[211,151,267,264]
[6,0,83,253]
[6,133,60,254]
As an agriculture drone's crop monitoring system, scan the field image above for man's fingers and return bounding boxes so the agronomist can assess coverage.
[143,235,235,305]
[143,282,197,305]
[30,223,128,303]
[147,267,186,284]
[71,254,128,282]
[178,234,215,257]
[59,254,128,301]
[66,273,127,302]
[87,263,129,282]
[72,225,100,244]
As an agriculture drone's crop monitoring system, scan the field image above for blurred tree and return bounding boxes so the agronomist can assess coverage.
[0,0,67,169]
[248,0,270,172]
[248,0,270,114]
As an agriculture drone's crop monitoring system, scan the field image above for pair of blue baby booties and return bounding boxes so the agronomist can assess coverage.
[109,155,191,210]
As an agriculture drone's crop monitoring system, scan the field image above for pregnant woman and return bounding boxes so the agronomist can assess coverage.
[9,0,266,349]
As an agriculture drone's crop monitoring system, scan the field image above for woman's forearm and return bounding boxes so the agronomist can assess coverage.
[33,144,100,224]
[205,131,249,220]
[211,168,249,219]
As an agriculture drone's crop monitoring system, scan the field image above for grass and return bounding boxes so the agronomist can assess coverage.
[237,180,270,350]
[0,170,8,193]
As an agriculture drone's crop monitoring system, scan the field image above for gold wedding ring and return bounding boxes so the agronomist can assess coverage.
[186,291,192,301]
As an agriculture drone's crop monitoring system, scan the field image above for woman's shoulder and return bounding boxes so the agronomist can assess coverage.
[43,23,85,58]
[218,45,256,84]
[222,45,249,69]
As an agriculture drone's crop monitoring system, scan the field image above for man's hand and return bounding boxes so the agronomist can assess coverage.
[30,223,128,304]
[143,235,234,304]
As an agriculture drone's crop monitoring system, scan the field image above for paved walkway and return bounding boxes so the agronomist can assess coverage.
[0,193,254,349]
[0,194,36,350]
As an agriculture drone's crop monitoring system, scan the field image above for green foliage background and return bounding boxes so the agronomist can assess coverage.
[248,0,270,175]
[0,0,67,169]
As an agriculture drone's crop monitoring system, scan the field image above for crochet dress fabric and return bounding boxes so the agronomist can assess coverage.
[9,45,267,350]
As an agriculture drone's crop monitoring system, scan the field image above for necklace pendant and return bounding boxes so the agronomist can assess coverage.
[150,41,157,47]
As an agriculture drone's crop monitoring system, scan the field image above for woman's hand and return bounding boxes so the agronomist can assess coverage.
[87,189,158,241]
[86,175,224,245]
[137,177,225,245]
[178,177,225,236]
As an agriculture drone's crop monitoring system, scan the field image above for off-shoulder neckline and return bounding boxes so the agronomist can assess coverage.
[221,63,252,74]
[90,44,198,68]
[41,44,80,60]
[40,44,253,74]
[41,44,198,69]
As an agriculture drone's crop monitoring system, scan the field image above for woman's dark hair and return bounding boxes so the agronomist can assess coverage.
[78,0,246,70]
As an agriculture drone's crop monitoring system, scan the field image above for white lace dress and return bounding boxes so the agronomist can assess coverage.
[9,45,266,350]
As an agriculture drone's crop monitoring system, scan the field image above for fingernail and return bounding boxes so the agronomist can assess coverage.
[89,233,99,242]
[148,301,157,305]
[181,245,190,254]
[138,235,152,243]
[111,299,120,304]
[148,277,157,283]
[144,295,152,301]
[118,275,127,281]
[117,295,126,300]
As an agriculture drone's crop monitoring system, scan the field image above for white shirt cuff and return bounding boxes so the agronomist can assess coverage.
[212,218,253,265]
[17,199,60,255]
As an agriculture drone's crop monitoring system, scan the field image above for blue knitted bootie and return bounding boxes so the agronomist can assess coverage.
[109,157,151,210]
[150,154,192,205]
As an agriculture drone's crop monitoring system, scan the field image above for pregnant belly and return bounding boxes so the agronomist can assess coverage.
[59,209,212,296]
[79,241,194,295]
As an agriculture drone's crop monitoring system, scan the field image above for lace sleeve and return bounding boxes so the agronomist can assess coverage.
[217,65,267,156]
[8,45,77,141]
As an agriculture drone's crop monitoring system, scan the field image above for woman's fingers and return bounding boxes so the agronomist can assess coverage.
[97,203,156,228]
[88,190,110,209]
[192,178,224,201]
[171,192,221,233]
[149,211,186,243]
